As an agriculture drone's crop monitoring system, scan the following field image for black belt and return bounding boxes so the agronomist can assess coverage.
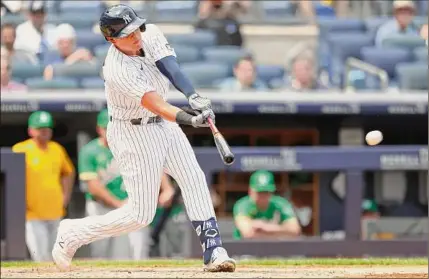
[109,116,162,125]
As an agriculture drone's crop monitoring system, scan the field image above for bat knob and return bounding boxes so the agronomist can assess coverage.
[224,155,235,165]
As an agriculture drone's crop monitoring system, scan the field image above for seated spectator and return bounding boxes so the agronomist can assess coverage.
[361,199,380,219]
[43,24,96,80]
[219,57,268,91]
[14,1,56,61]
[1,58,27,91]
[375,0,421,47]
[287,54,327,91]
[195,0,244,46]
[1,23,39,65]
[233,170,301,240]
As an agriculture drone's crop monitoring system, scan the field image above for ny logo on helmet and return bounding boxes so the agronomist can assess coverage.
[123,14,132,24]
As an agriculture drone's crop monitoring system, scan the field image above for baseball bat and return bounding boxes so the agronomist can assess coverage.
[207,118,235,165]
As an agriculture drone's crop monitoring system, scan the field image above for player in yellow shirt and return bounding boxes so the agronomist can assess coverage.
[12,111,75,262]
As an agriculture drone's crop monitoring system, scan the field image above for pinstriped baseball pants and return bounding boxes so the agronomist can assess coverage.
[62,120,216,251]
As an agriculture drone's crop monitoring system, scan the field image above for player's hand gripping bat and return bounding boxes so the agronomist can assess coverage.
[207,118,235,165]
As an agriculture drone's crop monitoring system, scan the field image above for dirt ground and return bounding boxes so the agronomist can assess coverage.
[1,265,427,278]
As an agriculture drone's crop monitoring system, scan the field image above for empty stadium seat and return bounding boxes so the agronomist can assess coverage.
[94,44,111,62]
[261,1,297,18]
[202,46,251,66]
[364,17,389,38]
[154,0,197,18]
[256,65,285,85]
[80,77,104,89]
[167,31,216,49]
[361,47,411,79]
[413,47,428,62]
[327,32,374,86]
[26,77,79,89]
[173,45,201,64]
[75,30,106,53]
[11,63,43,80]
[60,1,105,14]
[52,62,101,80]
[180,62,230,88]
[318,18,366,35]
[381,34,426,50]
[58,12,98,29]
[396,62,428,90]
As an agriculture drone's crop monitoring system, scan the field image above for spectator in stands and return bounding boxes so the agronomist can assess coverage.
[1,23,39,65]
[195,0,244,46]
[1,58,27,91]
[232,170,301,240]
[12,111,75,262]
[375,0,421,47]
[79,109,150,260]
[420,23,428,44]
[286,54,327,91]
[14,1,56,61]
[219,56,268,91]
[43,24,96,80]
[362,199,380,219]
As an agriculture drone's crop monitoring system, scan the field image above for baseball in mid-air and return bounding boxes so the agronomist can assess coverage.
[365,130,383,146]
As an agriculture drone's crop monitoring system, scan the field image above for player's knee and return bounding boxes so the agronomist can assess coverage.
[129,205,157,227]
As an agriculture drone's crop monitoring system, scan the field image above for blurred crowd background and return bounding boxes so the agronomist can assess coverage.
[0,0,427,263]
[1,0,428,92]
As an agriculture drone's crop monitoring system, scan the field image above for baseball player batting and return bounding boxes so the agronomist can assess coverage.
[52,4,236,272]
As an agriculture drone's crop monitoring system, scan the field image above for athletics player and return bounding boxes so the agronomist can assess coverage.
[78,108,150,260]
[52,4,235,272]
[12,111,75,261]
[233,170,301,239]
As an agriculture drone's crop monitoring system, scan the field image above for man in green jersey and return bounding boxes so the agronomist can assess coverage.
[233,170,301,239]
[78,109,150,260]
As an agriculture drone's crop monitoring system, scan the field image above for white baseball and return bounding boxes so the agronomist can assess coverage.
[365,130,383,146]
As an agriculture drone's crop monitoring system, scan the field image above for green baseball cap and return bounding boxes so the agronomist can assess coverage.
[97,109,109,128]
[362,199,378,213]
[28,111,54,129]
[249,170,276,192]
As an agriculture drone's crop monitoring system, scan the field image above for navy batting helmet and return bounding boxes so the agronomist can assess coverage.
[99,4,146,38]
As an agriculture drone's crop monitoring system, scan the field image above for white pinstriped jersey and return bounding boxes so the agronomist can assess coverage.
[102,24,176,120]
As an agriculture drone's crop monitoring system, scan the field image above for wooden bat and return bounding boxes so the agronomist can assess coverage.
[207,118,235,165]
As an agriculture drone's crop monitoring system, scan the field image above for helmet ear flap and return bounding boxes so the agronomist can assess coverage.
[140,23,146,32]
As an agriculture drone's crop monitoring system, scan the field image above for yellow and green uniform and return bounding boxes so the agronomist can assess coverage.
[232,170,297,239]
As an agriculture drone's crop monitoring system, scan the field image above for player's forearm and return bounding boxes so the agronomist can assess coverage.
[88,180,123,208]
[156,56,196,99]
[61,172,75,207]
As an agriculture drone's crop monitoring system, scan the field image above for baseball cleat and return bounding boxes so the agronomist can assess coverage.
[204,247,236,272]
[52,219,75,271]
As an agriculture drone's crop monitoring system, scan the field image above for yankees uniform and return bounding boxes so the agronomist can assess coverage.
[52,4,235,272]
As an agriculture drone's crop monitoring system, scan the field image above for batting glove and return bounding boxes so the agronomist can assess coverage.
[191,109,211,128]
[188,93,215,120]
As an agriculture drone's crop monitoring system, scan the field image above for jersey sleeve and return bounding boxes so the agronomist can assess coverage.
[145,25,176,62]
[276,197,297,222]
[78,146,98,181]
[233,198,253,218]
[59,145,75,176]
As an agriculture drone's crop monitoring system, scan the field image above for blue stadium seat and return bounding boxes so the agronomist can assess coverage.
[381,34,426,50]
[75,30,106,53]
[59,12,98,29]
[52,62,101,81]
[11,63,43,80]
[1,13,26,25]
[180,62,230,89]
[167,31,216,49]
[261,1,297,18]
[396,62,428,90]
[81,77,105,89]
[202,46,251,66]
[154,0,197,18]
[26,77,79,89]
[173,45,201,64]
[361,47,411,80]
[256,65,285,85]
[413,47,428,62]
[327,32,374,86]
[94,44,111,62]
[313,2,336,18]
[364,17,389,38]
[60,1,105,14]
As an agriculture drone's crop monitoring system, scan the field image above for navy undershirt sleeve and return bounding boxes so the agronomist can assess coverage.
[156,56,196,99]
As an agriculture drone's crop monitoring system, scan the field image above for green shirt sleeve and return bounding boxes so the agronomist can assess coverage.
[233,197,253,218]
[274,197,296,223]
[78,145,98,181]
